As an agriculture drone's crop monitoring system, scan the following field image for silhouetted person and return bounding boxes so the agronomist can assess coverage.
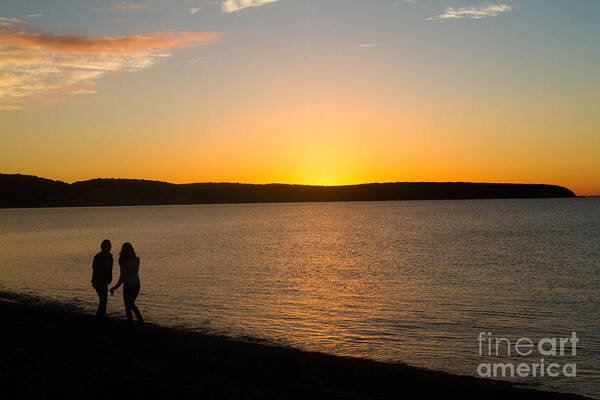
[110,242,144,325]
[91,239,113,319]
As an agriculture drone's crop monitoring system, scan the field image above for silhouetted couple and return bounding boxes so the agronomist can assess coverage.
[91,239,143,325]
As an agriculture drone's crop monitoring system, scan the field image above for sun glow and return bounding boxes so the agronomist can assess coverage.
[1,1,599,195]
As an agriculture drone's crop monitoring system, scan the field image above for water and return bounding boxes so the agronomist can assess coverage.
[0,198,598,397]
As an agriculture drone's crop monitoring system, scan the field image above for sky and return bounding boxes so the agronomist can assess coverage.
[0,0,599,195]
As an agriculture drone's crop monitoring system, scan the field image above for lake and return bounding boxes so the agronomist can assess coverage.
[0,198,598,398]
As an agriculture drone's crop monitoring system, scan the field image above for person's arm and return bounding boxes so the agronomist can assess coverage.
[110,276,122,295]
[110,263,123,295]
[91,254,99,283]
[108,255,113,285]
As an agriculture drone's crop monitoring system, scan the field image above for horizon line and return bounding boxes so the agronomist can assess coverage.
[1,172,584,193]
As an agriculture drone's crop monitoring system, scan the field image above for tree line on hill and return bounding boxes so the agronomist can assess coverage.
[0,173,576,208]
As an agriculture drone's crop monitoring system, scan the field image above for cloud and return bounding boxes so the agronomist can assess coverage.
[0,22,221,109]
[427,4,512,20]
[190,7,201,15]
[356,44,390,48]
[222,0,278,13]
[24,14,44,18]
[0,30,220,55]
[0,17,22,25]
[108,2,151,12]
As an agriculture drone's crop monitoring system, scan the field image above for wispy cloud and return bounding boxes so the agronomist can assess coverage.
[356,44,391,48]
[427,4,512,20]
[108,2,151,12]
[24,14,44,18]
[0,17,22,24]
[190,7,201,15]
[222,0,278,13]
[0,21,221,109]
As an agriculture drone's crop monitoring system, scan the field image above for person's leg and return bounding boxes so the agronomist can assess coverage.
[94,284,108,318]
[123,285,133,324]
[129,285,143,323]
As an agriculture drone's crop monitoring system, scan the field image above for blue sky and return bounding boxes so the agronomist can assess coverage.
[1,1,599,193]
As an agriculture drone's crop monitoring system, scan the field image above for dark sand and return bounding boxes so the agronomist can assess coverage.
[0,299,590,400]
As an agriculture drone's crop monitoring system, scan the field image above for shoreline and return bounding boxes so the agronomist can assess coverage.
[0,296,591,400]
[1,174,576,208]
[0,196,589,211]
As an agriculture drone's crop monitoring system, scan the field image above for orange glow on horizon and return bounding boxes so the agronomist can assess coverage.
[1,2,599,198]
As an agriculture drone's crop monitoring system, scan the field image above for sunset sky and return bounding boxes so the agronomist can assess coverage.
[1,0,599,195]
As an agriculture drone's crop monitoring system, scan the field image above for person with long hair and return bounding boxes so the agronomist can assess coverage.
[110,242,144,325]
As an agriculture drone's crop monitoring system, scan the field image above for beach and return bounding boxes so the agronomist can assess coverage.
[0,298,590,400]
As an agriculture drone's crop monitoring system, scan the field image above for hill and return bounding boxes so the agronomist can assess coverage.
[0,173,576,208]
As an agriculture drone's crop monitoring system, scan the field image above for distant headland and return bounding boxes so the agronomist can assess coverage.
[0,173,576,208]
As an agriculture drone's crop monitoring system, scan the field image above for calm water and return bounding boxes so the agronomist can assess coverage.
[1,199,598,397]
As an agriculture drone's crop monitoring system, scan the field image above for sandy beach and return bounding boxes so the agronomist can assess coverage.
[0,297,590,400]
